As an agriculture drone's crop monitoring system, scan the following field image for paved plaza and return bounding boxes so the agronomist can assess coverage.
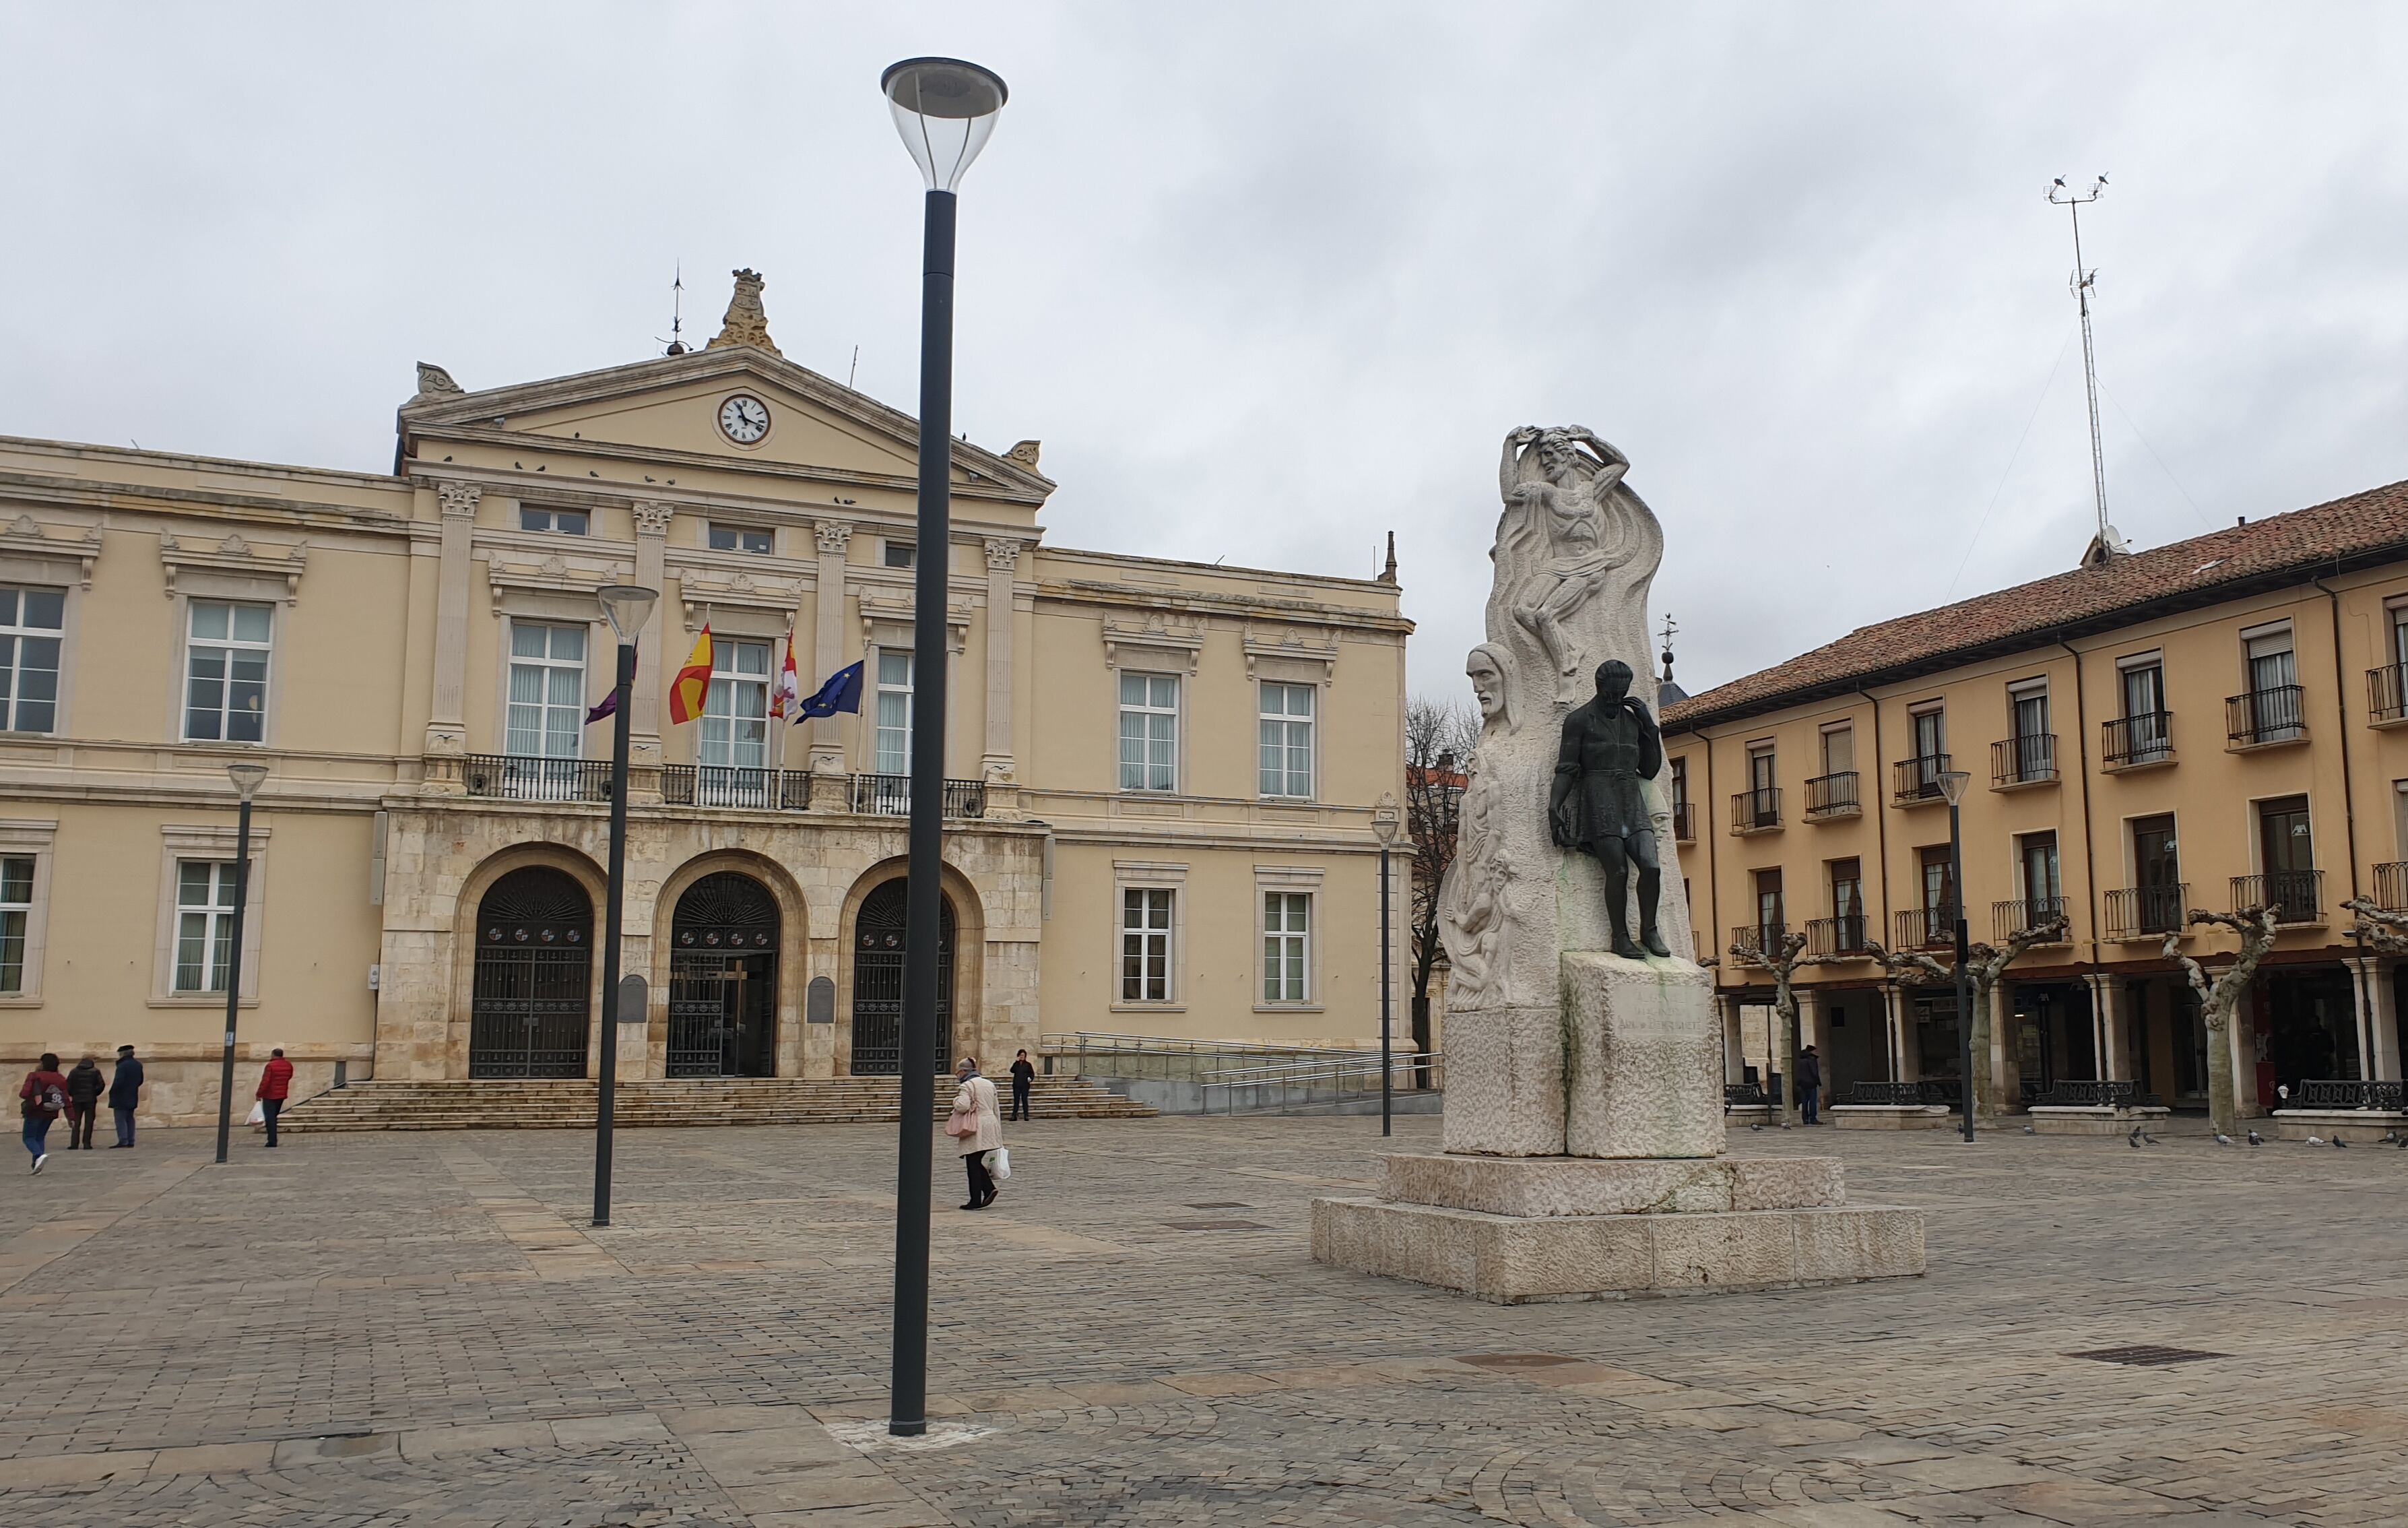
[0,1112,2399,1527]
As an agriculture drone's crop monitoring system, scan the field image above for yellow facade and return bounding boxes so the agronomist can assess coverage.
[0,290,1407,1122]
[1668,486,2408,1120]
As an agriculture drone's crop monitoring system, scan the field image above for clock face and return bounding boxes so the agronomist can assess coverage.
[718,394,771,444]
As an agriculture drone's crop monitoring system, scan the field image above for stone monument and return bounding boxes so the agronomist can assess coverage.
[1312,426,1925,1301]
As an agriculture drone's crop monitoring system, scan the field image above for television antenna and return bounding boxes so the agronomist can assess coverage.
[2048,175,2121,563]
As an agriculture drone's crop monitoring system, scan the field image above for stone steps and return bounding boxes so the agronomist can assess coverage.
[282,1075,1154,1132]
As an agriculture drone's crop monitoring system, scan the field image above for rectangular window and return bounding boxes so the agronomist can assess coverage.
[0,585,65,735]
[1829,857,1863,950]
[2019,831,2062,918]
[2243,626,2302,741]
[708,524,774,554]
[1820,725,1854,776]
[1668,756,1689,810]
[0,855,30,993]
[884,540,915,569]
[505,622,587,760]
[1262,891,1310,1003]
[173,859,240,993]
[1753,868,1784,944]
[1258,682,1314,797]
[1748,745,1775,794]
[702,638,772,769]
[874,649,913,775]
[184,600,271,743]
[2133,813,2180,933]
[519,506,588,535]
[1918,846,1956,934]
[2258,794,2315,922]
[2120,659,2169,761]
[1909,707,1947,796]
[1119,672,1179,792]
[1120,887,1173,1002]
[2394,607,2408,671]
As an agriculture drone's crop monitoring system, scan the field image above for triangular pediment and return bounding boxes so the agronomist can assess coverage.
[398,347,1051,503]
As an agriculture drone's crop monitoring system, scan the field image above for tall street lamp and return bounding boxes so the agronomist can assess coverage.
[1372,794,1400,1137]
[213,761,269,1164]
[880,55,1008,1440]
[591,583,657,1228]
[1938,768,1976,1142]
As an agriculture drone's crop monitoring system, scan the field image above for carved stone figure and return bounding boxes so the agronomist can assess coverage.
[1489,426,1664,709]
[707,269,782,356]
[1550,660,1668,960]
[1439,644,1522,1005]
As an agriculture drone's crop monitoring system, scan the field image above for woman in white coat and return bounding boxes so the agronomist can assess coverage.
[948,1055,1004,1209]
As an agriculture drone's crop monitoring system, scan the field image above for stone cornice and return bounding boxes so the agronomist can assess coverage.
[0,515,104,589]
[1039,577,1414,637]
[0,471,414,538]
[159,531,308,604]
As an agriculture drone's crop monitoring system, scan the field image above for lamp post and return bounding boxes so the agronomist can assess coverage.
[1372,794,1400,1137]
[591,583,657,1228]
[213,761,269,1164]
[1938,768,1976,1142]
[880,55,1008,1440]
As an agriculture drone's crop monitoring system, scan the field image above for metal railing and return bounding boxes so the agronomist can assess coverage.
[2376,861,2408,913]
[1200,1052,1443,1114]
[850,773,987,819]
[1992,896,2069,943]
[1804,771,1860,819]
[1730,786,1781,832]
[1847,1079,1961,1107]
[2102,711,2174,768]
[463,754,612,802]
[1671,800,1694,841]
[1990,733,2057,786]
[2232,869,2322,926]
[2290,1079,2406,1110]
[1806,914,1870,957]
[1891,905,1959,951]
[2226,685,2306,746]
[2369,664,2408,724]
[2030,1079,2160,1108]
[1729,921,1786,960]
[2104,884,2188,941]
[661,763,779,808]
[1038,1031,1385,1084]
[1891,754,1950,806]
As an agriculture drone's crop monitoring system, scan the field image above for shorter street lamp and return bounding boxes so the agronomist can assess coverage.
[591,583,657,1228]
[214,761,269,1164]
[1937,768,1976,1143]
[1373,794,1401,1137]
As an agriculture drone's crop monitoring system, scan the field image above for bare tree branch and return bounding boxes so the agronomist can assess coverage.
[2163,904,2278,1137]
[1404,697,1479,1074]
[1860,912,2066,1118]
[1725,928,1827,1126]
[2342,895,2408,957]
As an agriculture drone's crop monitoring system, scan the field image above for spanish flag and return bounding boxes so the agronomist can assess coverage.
[668,625,713,725]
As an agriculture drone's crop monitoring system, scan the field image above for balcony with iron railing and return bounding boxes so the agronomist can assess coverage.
[2369,664,2408,726]
[1729,787,1782,834]
[2231,868,2323,926]
[2102,711,2174,769]
[1890,905,1959,951]
[1671,800,1695,842]
[465,757,987,819]
[2225,685,2307,749]
[1990,733,2057,788]
[1728,921,1786,961]
[1891,754,1951,807]
[2103,883,2188,941]
[661,764,781,809]
[1991,895,2069,944]
[849,773,989,819]
[1806,914,1870,958]
[462,755,612,803]
[1803,771,1860,820]
[2375,860,2408,912]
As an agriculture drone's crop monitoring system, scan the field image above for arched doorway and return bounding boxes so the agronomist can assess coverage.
[469,866,593,1079]
[667,871,781,1077]
[850,879,955,1075]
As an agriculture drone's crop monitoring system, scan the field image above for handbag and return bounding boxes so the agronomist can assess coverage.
[986,1147,1010,1181]
[943,1108,973,1139]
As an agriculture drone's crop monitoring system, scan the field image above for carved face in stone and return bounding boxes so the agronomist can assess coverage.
[1467,649,1505,722]
[1594,660,1633,703]
[1534,431,1580,478]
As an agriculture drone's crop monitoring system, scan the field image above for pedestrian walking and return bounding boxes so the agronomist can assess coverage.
[257,1047,294,1148]
[1797,1043,1823,1126]
[20,1052,66,1173]
[108,1045,143,1148]
[63,1056,104,1150]
[1008,1048,1035,1122]
[945,1055,1003,1210]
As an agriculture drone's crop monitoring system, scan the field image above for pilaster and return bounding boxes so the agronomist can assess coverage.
[1885,983,1920,1081]
[420,482,480,794]
[2347,955,2397,1081]
[981,537,1021,783]
[630,501,674,802]
[810,519,853,775]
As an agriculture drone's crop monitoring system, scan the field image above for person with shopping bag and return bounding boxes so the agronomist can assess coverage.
[944,1055,1004,1210]
[255,1048,294,1148]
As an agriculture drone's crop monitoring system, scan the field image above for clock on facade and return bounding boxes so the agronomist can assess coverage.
[717,394,771,444]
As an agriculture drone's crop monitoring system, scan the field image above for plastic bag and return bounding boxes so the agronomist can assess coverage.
[986,1147,1010,1181]
[246,1101,266,1127]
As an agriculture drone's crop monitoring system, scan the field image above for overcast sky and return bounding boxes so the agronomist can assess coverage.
[4,3,2404,703]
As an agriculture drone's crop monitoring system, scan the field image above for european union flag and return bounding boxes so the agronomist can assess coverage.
[796,660,864,721]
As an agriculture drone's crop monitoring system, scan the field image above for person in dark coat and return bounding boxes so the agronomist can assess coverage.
[63,1056,104,1150]
[108,1045,143,1147]
[20,1052,66,1172]
[1008,1050,1035,1122]
[1797,1044,1823,1126]
[256,1048,294,1148]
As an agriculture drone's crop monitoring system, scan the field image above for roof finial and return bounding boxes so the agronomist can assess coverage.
[1377,530,1398,585]
[706,269,781,357]
[1656,614,1689,705]
[663,263,688,356]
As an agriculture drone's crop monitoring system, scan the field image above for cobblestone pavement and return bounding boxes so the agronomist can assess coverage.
[1,1114,2400,1525]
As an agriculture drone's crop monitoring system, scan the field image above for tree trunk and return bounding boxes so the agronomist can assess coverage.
[1968,976,1998,1120]
[2204,1004,2239,1138]
[1778,991,1802,1127]
[1409,994,1432,1089]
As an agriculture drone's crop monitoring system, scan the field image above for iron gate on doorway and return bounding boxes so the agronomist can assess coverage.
[666,872,781,1078]
[468,866,593,1079]
[849,878,954,1075]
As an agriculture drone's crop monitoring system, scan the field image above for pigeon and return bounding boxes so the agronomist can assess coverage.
[2247,1131,2263,1147]
[2215,1133,2235,1147]
[2021,1125,2037,1135]
[2142,1130,2161,1145]
[2382,1131,2402,1146]
[2127,1125,2146,1149]
[1749,1122,1763,1132]
[2306,1136,2327,1147]
[2333,1135,2349,1149]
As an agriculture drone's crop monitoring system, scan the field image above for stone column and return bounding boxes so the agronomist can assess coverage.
[981,537,1022,783]
[630,502,674,802]
[1720,992,1745,1084]
[1887,984,1920,1081]
[1990,981,2022,1107]
[1794,986,1822,1116]
[810,519,853,777]
[2088,973,2128,1081]
[420,482,480,793]
[2370,959,2403,1081]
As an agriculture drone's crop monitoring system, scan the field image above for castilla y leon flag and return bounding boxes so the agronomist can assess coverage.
[668,625,714,725]
[769,630,801,722]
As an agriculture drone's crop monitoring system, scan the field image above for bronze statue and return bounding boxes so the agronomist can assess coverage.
[1550,659,1668,959]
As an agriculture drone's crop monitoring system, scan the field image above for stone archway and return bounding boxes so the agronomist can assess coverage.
[467,866,593,1079]
[666,870,781,1078]
[848,878,957,1076]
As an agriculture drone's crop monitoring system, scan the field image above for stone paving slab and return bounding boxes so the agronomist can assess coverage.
[0,1116,2392,1523]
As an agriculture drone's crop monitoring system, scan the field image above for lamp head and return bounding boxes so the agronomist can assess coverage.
[226,762,269,802]
[881,57,1008,192]
[1371,792,1401,846]
[596,585,659,644]
[1937,769,1972,806]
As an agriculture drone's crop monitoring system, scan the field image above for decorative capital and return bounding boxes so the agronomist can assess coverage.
[632,501,676,536]
[436,482,483,519]
[983,537,1023,573]
[814,520,854,556]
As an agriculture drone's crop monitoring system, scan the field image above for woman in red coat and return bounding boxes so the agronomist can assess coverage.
[256,1048,294,1149]
[20,1052,67,1173]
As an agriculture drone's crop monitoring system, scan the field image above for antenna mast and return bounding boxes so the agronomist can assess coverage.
[2047,174,2115,557]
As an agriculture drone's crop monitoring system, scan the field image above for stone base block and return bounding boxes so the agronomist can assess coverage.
[2028,1105,2173,1136]
[1831,1105,1955,1131]
[1441,1005,1566,1156]
[1311,1195,1925,1303]
[1562,952,1720,1159]
[1382,1151,1843,1216]
[2272,1108,2408,1143]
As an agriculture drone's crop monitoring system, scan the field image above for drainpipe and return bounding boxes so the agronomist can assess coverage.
[2312,574,2370,1073]
[1699,724,1718,967]
[1856,689,1893,1073]
[2059,641,2102,978]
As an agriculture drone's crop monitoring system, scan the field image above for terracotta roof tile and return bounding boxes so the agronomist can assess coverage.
[1666,478,2408,729]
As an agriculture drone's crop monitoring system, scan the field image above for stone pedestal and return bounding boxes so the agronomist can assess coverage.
[1313,1152,1925,1303]
[1563,952,1720,1158]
